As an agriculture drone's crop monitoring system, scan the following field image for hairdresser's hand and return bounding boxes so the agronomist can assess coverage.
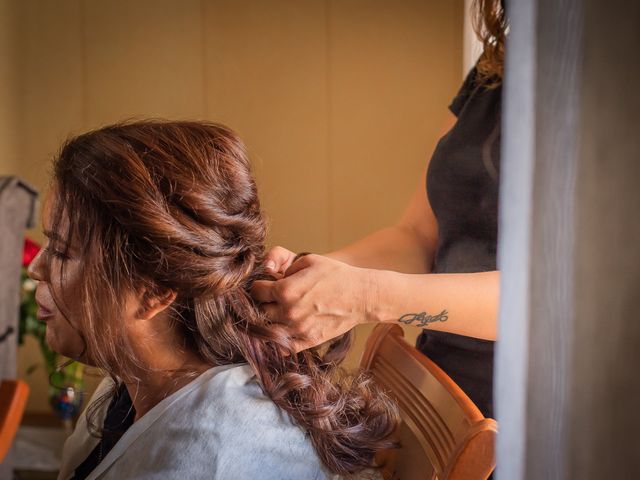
[252,253,377,351]
[261,246,298,279]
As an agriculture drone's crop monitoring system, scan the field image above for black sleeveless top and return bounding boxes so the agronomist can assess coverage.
[416,67,501,418]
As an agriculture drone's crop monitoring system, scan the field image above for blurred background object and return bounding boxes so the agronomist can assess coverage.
[0,176,38,478]
[0,380,30,464]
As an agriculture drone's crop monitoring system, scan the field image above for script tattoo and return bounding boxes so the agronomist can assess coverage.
[397,310,449,328]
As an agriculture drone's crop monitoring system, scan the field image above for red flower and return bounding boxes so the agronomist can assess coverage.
[23,238,40,267]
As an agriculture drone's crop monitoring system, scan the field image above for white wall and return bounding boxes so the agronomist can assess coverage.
[463,0,483,75]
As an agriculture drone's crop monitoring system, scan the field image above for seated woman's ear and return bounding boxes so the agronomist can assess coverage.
[133,289,177,321]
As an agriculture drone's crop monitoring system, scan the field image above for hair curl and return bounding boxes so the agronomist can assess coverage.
[48,120,399,477]
[472,0,508,86]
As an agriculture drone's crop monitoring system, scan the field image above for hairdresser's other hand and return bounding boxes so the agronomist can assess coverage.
[251,253,376,351]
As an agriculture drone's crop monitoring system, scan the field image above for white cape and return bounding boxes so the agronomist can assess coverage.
[58,364,334,480]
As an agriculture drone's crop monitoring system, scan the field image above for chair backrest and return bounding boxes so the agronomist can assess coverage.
[360,324,497,480]
[0,379,30,462]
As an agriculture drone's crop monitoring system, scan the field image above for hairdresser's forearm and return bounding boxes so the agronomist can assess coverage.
[367,269,500,341]
[327,225,435,274]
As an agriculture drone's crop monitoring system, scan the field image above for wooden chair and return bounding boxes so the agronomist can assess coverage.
[0,379,29,462]
[360,324,497,480]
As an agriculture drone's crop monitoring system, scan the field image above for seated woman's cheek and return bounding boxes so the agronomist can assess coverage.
[30,236,88,362]
[44,320,84,361]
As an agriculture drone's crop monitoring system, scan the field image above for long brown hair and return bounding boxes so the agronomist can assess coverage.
[472,0,507,84]
[48,120,398,476]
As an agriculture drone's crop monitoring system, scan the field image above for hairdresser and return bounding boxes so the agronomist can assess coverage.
[252,0,506,419]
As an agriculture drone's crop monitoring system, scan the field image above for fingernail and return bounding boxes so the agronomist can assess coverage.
[265,261,276,271]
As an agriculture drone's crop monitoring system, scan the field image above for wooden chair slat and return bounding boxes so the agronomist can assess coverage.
[360,325,496,480]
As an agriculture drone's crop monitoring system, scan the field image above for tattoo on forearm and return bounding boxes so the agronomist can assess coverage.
[397,310,448,328]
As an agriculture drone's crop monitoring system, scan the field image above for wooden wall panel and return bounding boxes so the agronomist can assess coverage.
[0,0,20,176]
[13,0,86,412]
[15,0,84,209]
[83,0,205,127]
[203,0,330,253]
[11,0,464,409]
[330,0,463,367]
[328,0,463,249]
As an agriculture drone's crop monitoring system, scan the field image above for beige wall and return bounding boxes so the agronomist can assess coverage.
[0,0,19,175]
[7,0,463,412]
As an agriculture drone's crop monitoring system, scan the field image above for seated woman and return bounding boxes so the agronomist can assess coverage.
[27,121,398,480]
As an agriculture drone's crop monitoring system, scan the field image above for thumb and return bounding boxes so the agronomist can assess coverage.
[263,246,297,276]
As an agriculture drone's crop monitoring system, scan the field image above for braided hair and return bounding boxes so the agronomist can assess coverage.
[49,120,399,477]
